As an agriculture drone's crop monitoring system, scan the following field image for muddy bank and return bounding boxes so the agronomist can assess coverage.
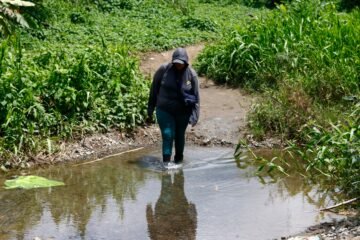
[286,215,360,240]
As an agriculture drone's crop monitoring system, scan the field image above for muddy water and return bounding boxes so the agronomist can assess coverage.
[0,146,342,240]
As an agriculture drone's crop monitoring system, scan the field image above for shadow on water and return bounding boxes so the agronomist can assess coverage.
[147,170,197,240]
[0,146,344,240]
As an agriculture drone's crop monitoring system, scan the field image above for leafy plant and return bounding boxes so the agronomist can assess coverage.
[237,102,359,198]
[248,82,315,140]
[0,35,149,167]
[69,12,85,24]
[296,103,360,196]
[0,0,258,168]
[196,0,360,96]
[163,0,195,15]
[91,0,135,11]
[242,0,292,8]
[196,0,359,141]
[4,175,65,189]
[195,0,359,198]
[181,16,217,31]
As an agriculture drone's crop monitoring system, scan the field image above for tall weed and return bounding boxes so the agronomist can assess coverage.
[248,82,314,140]
[0,36,148,167]
[297,103,360,197]
[196,0,360,100]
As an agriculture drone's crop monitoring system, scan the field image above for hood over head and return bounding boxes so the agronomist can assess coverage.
[172,48,189,65]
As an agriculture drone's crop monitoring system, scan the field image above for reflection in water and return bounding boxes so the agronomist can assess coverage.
[238,148,345,208]
[0,189,43,240]
[0,147,345,240]
[0,158,147,239]
[147,170,197,240]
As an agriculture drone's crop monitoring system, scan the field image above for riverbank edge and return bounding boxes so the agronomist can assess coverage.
[286,215,360,240]
[6,122,281,169]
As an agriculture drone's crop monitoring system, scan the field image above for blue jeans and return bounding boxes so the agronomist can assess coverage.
[156,108,190,162]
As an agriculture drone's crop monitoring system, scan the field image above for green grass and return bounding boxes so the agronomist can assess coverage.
[24,1,258,52]
[196,1,359,94]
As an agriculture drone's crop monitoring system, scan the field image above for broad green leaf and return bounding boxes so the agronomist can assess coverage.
[4,175,64,189]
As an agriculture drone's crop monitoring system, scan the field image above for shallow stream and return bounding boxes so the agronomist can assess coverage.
[0,146,343,240]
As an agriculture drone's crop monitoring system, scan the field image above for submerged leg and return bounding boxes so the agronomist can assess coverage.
[156,109,175,162]
[174,112,191,163]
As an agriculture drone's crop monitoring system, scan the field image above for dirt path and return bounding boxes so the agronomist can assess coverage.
[140,44,254,146]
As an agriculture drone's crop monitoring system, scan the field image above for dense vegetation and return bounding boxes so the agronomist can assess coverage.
[0,38,148,167]
[196,0,359,197]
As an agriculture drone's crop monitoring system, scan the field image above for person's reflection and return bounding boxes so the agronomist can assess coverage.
[146,170,197,240]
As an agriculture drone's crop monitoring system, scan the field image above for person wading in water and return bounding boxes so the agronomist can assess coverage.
[147,48,200,166]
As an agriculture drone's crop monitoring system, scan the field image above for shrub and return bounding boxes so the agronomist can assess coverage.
[181,17,217,31]
[91,0,134,11]
[195,0,360,100]
[0,36,149,167]
[248,83,315,140]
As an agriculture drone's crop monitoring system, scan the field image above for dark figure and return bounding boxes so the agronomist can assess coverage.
[146,171,197,240]
[147,48,200,164]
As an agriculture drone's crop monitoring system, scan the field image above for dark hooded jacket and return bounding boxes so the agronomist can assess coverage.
[147,48,200,125]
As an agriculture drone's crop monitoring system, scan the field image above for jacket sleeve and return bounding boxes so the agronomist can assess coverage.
[189,68,200,126]
[147,64,167,117]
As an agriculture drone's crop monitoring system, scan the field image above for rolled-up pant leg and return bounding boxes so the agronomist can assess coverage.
[156,109,175,161]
